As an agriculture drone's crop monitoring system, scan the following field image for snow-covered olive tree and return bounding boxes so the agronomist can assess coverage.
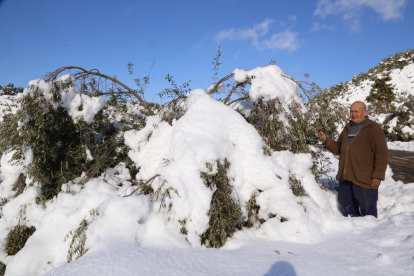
[0,60,339,276]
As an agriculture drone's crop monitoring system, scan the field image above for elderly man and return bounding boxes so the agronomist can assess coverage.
[318,101,388,218]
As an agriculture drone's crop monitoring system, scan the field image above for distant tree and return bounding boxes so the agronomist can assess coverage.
[383,94,414,141]
[366,75,395,113]
[0,83,23,95]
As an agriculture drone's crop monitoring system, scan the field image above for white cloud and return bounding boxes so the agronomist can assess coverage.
[262,30,299,52]
[289,15,297,22]
[315,0,407,22]
[233,50,241,59]
[215,18,299,52]
[215,18,274,48]
[310,22,335,32]
[280,15,296,27]
[345,18,362,33]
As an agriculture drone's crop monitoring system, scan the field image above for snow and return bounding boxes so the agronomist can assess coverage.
[401,126,414,135]
[233,66,302,108]
[387,141,414,152]
[389,63,414,94]
[0,95,19,122]
[22,77,106,125]
[0,151,25,198]
[335,59,414,109]
[387,116,399,133]
[43,166,414,276]
[85,147,93,161]
[233,69,249,83]
[61,89,106,125]
[0,65,413,276]
[230,101,254,117]
[44,228,414,276]
[336,79,374,106]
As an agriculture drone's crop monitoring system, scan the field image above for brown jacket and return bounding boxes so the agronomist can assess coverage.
[325,117,389,189]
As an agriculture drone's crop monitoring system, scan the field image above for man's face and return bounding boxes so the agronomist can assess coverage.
[350,103,367,124]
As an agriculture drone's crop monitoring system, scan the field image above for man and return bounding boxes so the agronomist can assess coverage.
[318,101,388,218]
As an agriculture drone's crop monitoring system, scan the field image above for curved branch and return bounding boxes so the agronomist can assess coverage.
[226,96,250,106]
[281,74,318,101]
[163,95,187,107]
[124,174,160,197]
[223,80,248,105]
[44,66,154,116]
[207,72,234,95]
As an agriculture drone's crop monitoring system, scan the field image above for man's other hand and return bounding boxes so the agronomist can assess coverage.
[318,131,327,143]
[371,178,381,187]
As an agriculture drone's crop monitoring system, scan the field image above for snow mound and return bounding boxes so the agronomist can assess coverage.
[233,66,301,107]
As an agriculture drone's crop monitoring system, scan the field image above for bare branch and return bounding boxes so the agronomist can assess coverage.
[227,96,250,106]
[124,174,160,197]
[208,72,234,95]
[223,81,248,105]
[44,66,155,116]
[282,74,314,101]
[212,70,318,105]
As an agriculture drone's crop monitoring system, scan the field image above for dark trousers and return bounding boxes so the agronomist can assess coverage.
[338,180,378,218]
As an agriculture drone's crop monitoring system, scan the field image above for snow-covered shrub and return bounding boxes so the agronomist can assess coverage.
[0,81,82,204]
[327,81,346,98]
[157,75,192,125]
[64,206,100,263]
[64,219,89,263]
[0,77,136,206]
[383,94,414,141]
[122,66,336,252]
[5,225,36,256]
[160,101,187,126]
[200,159,243,248]
[308,89,348,140]
[289,174,308,197]
[0,84,23,96]
[247,99,311,154]
[0,77,139,266]
[244,191,262,228]
[105,98,148,132]
[227,65,319,155]
[366,75,396,113]
[11,174,25,198]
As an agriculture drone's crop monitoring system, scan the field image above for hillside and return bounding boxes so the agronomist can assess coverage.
[326,49,414,141]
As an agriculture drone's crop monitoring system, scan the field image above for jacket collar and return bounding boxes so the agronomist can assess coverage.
[345,116,371,130]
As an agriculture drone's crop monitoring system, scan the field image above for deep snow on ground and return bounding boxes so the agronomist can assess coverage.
[0,66,413,276]
[45,224,414,276]
[45,159,414,276]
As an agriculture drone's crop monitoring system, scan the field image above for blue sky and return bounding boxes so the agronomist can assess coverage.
[0,0,413,102]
